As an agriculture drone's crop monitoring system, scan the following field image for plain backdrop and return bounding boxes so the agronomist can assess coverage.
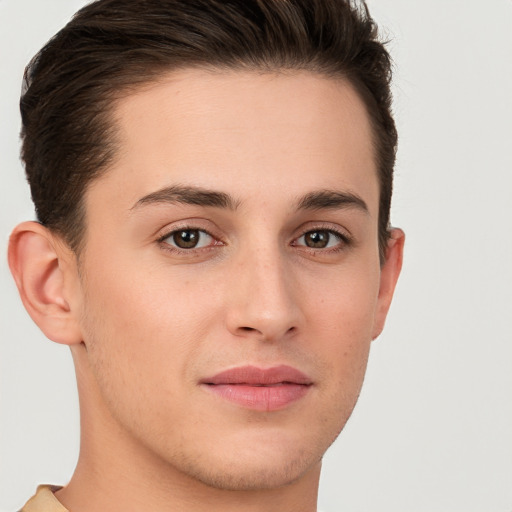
[1,1,511,511]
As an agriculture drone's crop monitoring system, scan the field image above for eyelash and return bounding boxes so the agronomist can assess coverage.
[156,225,352,255]
[157,226,221,255]
[292,227,352,253]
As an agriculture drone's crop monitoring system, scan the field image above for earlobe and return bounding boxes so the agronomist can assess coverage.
[8,221,83,345]
[372,228,405,340]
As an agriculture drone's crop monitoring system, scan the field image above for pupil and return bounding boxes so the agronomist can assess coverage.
[174,230,199,249]
[305,231,329,248]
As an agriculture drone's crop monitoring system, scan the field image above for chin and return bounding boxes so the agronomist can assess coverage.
[164,424,340,492]
[178,450,322,491]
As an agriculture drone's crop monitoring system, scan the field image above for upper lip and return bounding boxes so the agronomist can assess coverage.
[201,365,313,386]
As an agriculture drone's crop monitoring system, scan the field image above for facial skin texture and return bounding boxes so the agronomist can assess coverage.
[9,69,403,512]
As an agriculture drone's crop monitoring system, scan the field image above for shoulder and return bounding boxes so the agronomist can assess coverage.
[18,485,67,512]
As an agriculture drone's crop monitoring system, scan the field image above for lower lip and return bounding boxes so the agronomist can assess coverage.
[202,383,310,412]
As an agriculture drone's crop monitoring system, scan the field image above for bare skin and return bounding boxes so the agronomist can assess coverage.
[9,69,404,512]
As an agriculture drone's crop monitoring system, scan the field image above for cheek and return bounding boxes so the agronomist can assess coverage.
[311,263,380,339]
[78,258,214,413]
[82,246,210,342]
[308,264,380,390]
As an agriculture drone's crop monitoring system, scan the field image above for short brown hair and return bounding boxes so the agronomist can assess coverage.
[20,0,397,258]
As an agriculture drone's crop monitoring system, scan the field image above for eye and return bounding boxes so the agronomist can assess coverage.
[162,229,215,250]
[295,229,345,249]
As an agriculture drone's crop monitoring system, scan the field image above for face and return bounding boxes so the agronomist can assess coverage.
[72,69,397,490]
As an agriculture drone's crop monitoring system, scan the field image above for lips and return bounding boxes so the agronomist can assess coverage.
[200,365,313,412]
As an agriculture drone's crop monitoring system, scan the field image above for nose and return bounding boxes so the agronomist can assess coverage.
[225,246,302,343]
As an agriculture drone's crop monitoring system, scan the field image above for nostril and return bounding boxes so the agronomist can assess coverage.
[236,325,297,339]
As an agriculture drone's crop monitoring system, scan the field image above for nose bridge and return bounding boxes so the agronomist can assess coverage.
[226,241,300,341]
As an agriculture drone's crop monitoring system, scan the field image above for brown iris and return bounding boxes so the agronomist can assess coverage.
[172,229,200,249]
[304,230,331,248]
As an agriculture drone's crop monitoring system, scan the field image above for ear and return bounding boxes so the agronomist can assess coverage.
[372,228,405,340]
[8,221,83,345]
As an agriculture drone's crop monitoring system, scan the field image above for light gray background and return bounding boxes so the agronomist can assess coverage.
[1,1,511,511]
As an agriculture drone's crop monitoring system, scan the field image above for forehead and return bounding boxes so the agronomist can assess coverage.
[87,69,378,218]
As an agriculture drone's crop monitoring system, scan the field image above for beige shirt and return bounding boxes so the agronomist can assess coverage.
[20,485,68,512]
[20,484,326,511]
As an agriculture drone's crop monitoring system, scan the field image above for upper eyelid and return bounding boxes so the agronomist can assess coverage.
[293,229,349,247]
[156,220,222,241]
[157,227,222,255]
[297,228,345,239]
[293,222,352,240]
[158,226,214,241]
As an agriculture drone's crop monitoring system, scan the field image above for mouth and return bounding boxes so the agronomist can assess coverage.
[200,365,313,412]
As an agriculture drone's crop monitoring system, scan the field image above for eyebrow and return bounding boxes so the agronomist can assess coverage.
[130,184,368,215]
[130,185,239,211]
[296,189,369,214]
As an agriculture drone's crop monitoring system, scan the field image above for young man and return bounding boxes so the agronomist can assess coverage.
[8,0,404,511]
